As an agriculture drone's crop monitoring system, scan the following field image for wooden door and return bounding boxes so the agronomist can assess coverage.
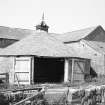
[73,60,85,82]
[14,57,31,84]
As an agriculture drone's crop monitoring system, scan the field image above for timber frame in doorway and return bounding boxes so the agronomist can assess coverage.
[31,57,90,84]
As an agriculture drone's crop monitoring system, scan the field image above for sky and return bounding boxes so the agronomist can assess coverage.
[0,0,105,33]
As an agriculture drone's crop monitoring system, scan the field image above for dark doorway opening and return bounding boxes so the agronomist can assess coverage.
[34,57,64,83]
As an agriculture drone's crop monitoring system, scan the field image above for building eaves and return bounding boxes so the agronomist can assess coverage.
[0,31,77,57]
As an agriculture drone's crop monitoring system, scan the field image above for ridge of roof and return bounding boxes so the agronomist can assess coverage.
[50,25,100,43]
[63,25,100,34]
[0,25,102,42]
[0,26,35,40]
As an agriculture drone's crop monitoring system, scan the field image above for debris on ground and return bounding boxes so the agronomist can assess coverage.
[0,76,105,105]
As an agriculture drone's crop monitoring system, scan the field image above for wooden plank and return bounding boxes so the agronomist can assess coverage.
[76,61,84,74]
[71,59,74,84]
[73,74,84,80]
[0,87,42,93]
[15,72,29,73]
[85,59,90,74]
[64,59,69,82]
[14,73,30,81]
[73,61,84,82]
[68,60,72,82]
[13,92,42,105]
[14,57,31,84]
[73,72,84,74]
[30,57,33,84]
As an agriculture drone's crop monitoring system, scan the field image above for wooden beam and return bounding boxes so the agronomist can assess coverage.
[104,55,105,75]
[14,91,44,105]
[64,59,69,82]
[71,59,75,84]
[0,87,42,93]
[77,62,84,74]
[31,57,34,85]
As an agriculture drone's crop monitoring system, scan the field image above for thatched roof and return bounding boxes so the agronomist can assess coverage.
[0,31,77,57]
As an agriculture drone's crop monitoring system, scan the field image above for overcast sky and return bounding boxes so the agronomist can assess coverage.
[0,0,105,33]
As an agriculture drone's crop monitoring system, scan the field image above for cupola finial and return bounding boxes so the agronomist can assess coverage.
[42,12,44,21]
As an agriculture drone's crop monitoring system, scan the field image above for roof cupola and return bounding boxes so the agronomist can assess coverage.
[36,13,49,32]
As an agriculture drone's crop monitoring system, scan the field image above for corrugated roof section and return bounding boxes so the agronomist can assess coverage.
[0,31,77,57]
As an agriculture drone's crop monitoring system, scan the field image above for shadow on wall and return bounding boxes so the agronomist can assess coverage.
[90,67,97,78]
[84,67,97,82]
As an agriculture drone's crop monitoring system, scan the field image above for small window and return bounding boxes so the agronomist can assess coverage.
[94,54,97,56]
[100,46,103,48]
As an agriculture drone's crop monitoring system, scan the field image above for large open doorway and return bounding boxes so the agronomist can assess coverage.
[34,57,64,83]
